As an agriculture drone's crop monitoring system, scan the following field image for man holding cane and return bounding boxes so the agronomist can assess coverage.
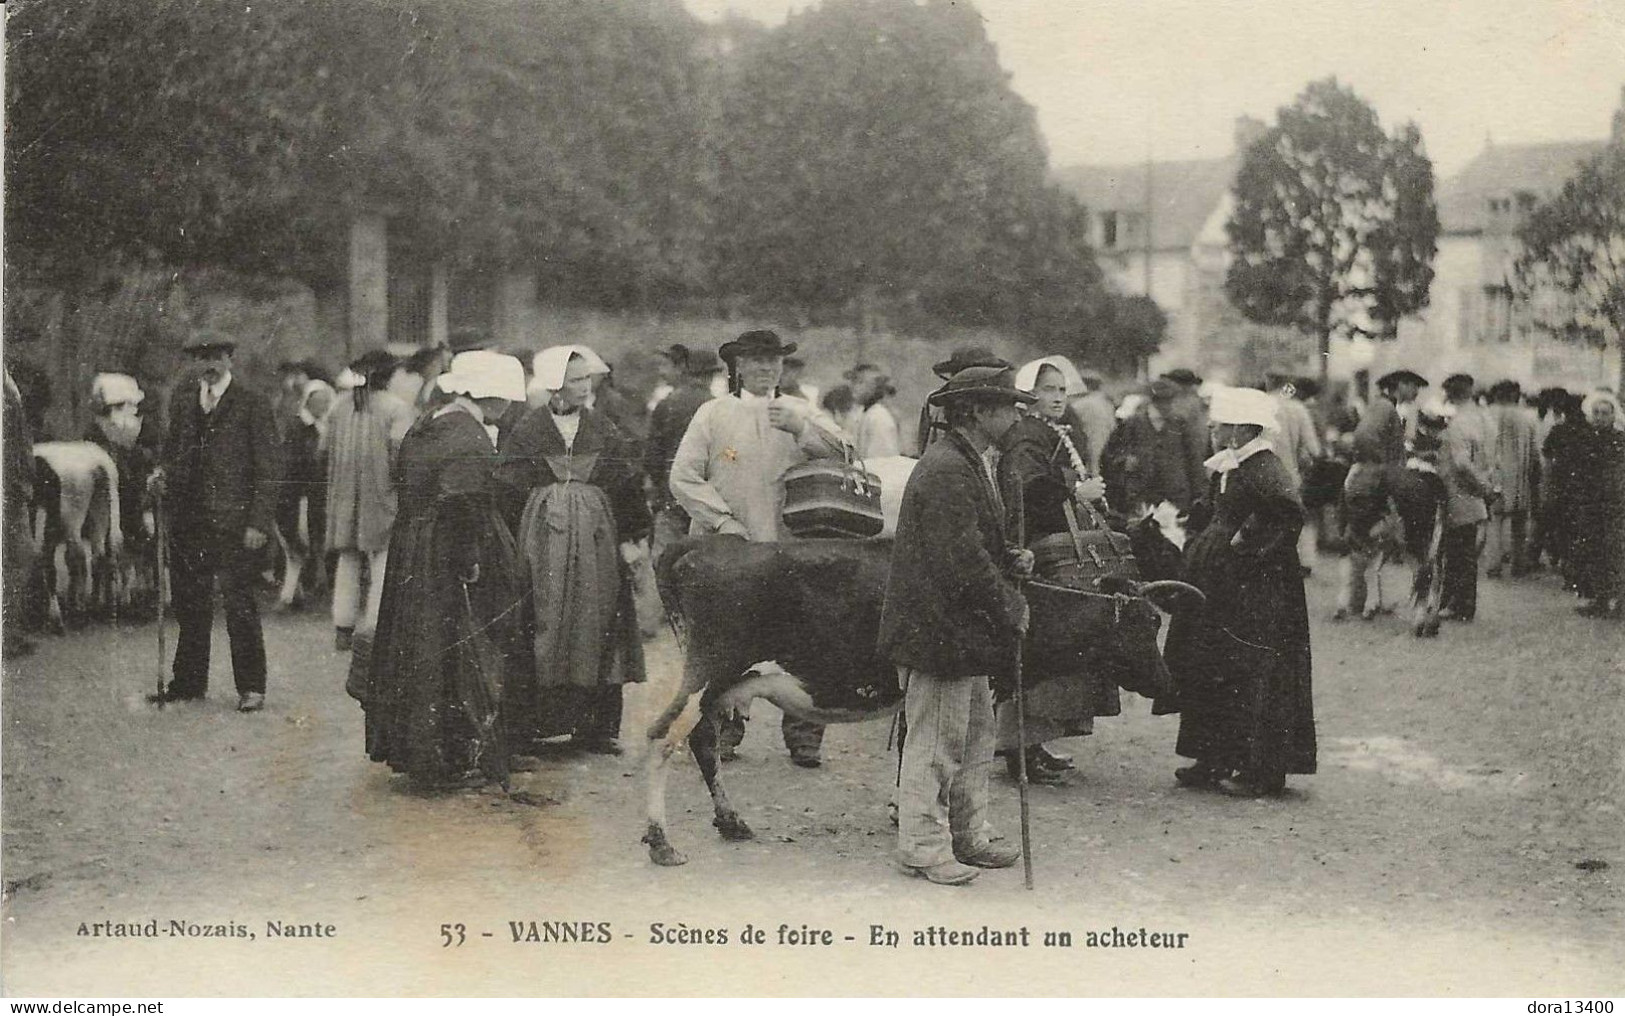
[879,363,1033,885]
[148,334,283,711]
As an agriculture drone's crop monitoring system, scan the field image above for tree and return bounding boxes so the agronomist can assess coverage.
[714,0,1113,348]
[1225,78,1439,381]
[1514,130,1625,393]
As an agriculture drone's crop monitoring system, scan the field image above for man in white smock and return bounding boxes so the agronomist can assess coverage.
[668,329,852,767]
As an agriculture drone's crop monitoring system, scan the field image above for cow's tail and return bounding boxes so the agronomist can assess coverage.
[654,537,704,641]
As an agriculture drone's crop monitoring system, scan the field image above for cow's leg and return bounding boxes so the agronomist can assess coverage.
[691,699,752,842]
[643,683,705,866]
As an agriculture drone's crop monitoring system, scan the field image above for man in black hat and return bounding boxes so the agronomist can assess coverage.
[1437,373,1494,619]
[645,347,720,560]
[149,335,283,711]
[1337,368,1425,620]
[880,364,1032,884]
[670,328,851,767]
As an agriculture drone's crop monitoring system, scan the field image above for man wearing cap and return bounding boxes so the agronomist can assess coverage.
[669,329,851,767]
[1336,368,1425,620]
[1162,367,1209,438]
[1100,375,1208,513]
[847,363,902,459]
[645,347,720,560]
[879,363,1032,884]
[1068,368,1116,475]
[149,336,283,711]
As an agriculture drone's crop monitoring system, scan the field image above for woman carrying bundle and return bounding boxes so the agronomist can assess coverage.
[995,355,1112,784]
[497,345,651,756]
[1159,386,1315,797]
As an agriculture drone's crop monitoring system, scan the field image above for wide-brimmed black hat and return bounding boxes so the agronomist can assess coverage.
[182,333,236,357]
[1293,376,1322,399]
[932,347,1009,379]
[927,365,1037,407]
[1378,369,1428,390]
[1161,367,1203,386]
[719,329,796,364]
[683,349,723,377]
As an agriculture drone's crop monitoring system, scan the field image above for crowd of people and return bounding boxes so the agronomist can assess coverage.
[3,329,1622,883]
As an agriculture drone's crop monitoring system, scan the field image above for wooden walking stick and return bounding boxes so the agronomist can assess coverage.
[1012,478,1034,890]
[153,489,168,710]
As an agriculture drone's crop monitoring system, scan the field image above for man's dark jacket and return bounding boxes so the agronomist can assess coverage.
[163,377,283,540]
[879,428,1023,679]
[644,381,712,512]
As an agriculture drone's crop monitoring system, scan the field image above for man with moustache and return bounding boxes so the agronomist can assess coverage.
[148,335,283,711]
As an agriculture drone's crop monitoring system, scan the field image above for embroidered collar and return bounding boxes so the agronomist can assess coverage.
[1203,435,1274,478]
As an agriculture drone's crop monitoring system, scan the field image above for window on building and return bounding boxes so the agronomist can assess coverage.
[1101,211,1118,250]
[1515,190,1537,213]
[1123,211,1143,247]
[1482,284,1513,344]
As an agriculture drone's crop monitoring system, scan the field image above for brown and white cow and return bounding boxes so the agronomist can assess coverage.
[642,514,1195,867]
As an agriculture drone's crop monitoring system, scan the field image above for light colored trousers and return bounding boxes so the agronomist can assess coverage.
[896,667,995,868]
[332,548,388,635]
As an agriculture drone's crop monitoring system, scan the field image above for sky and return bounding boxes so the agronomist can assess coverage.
[683,0,1625,177]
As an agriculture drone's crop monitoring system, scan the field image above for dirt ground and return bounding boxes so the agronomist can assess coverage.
[2,558,1621,997]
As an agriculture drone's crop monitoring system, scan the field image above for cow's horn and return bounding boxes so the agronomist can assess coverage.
[1137,579,1205,613]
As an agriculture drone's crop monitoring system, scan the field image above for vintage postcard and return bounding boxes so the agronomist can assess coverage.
[2,0,1622,999]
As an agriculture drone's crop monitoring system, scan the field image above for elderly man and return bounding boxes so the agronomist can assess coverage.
[669,329,851,767]
[149,335,283,711]
[880,363,1032,885]
[1336,368,1425,620]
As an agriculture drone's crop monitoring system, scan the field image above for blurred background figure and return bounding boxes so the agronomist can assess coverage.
[647,343,688,415]
[1100,375,1207,514]
[780,354,819,407]
[274,376,335,612]
[1484,380,1540,578]
[846,362,901,459]
[645,346,719,560]
[1068,367,1116,475]
[324,350,415,652]
[1571,390,1624,618]
[3,369,38,658]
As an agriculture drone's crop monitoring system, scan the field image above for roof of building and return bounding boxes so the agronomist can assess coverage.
[1053,155,1239,252]
[1055,136,1608,251]
[1436,139,1605,234]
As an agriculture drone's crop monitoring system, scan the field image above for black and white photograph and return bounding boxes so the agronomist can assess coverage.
[1,0,1621,1000]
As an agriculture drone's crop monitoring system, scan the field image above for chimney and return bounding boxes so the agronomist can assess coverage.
[1233,115,1267,153]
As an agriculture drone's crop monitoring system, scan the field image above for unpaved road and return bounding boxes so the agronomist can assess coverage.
[2,560,1620,996]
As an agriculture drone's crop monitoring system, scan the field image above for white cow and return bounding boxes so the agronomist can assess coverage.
[32,441,123,629]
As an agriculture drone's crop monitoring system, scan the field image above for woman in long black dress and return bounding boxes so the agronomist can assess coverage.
[1160,385,1316,797]
[1572,391,1625,618]
[996,356,1114,784]
[363,351,529,790]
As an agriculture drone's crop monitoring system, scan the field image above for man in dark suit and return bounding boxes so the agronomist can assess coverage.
[149,336,283,711]
[879,364,1033,885]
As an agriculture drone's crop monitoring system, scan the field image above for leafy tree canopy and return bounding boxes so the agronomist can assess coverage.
[1224,77,1439,379]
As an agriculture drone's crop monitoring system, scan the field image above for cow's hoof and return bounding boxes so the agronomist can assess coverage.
[713,814,754,841]
[649,843,689,866]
